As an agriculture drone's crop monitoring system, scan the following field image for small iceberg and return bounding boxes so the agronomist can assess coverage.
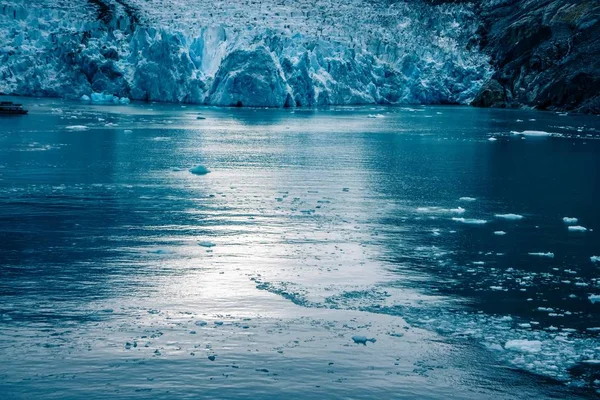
[452,217,487,225]
[198,241,216,248]
[190,165,211,175]
[504,340,543,353]
[563,217,578,225]
[352,335,376,345]
[459,197,476,202]
[529,252,554,258]
[591,256,600,263]
[589,295,600,304]
[488,137,498,142]
[494,231,507,236]
[568,226,587,232]
[80,94,91,102]
[495,213,524,220]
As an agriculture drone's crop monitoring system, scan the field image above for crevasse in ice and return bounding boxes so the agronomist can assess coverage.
[0,1,492,106]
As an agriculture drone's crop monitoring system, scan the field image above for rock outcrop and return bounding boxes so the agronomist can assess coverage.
[472,0,600,113]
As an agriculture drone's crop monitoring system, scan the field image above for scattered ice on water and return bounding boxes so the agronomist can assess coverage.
[562,217,579,224]
[504,340,543,353]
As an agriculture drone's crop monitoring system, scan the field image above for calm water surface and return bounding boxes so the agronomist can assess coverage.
[0,97,599,399]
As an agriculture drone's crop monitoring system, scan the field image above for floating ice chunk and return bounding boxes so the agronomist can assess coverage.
[367,114,385,118]
[189,165,211,175]
[568,226,587,232]
[124,129,133,133]
[488,137,497,141]
[352,335,376,345]
[563,217,578,225]
[528,252,554,258]
[459,197,476,202]
[208,355,216,361]
[119,97,131,104]
[504,340,543,353]
[589,295,600,304]
[495,213,524,220]
[591,256,600,263]
[490,286,503,291]
[494,231,507,236]
[537,307,554,312]
[198,241,216,248]
[65,125,88,131]
[511,130,553,137]
[416,206,465,214]
[452,217,487,224]
[80,95,91,101]
[195,320,208,326]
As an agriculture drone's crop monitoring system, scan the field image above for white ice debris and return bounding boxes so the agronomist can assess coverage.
[528,252,554,258]
[65,125,89,131]
[495,213,524,220]
[589,295,600,304]
[504,340,543,353]
[352,335,376,345]
[189,165,211,175]
[511,130,553,137]
[198,241,216,248]
[494,231,507,236]
[563,217,579,225]
[592,256,600,263]
[416,206,465,214]
[452,217,487,224]
[568,226,587,232]
[459,197,476,202]
[488,137,497,141]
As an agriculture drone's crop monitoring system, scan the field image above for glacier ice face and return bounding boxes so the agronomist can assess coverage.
[0,1,492,107]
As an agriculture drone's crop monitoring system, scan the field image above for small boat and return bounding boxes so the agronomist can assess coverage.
[0,101,28,115]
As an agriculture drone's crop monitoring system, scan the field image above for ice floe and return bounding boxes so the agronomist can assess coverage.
[562,217,579,225]
[189,165,211,175]
[351,335,376,345]
[504,340,543,353]
[452,217,487,224]
[568,226,587,232]
[495,213,524,220]
[494,231,507,236]
[528,252,554,258]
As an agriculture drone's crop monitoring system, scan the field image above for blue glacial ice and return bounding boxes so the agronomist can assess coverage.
[0,1,492,107]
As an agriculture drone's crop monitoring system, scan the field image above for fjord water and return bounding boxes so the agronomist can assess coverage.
[0,97,599,399]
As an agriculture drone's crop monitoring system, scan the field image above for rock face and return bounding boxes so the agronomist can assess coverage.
[473,0,600,113]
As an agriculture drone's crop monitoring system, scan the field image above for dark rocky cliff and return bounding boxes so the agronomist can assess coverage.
[471,0,600,113]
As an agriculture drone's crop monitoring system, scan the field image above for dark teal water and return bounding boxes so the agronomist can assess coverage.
[0,97,599,399]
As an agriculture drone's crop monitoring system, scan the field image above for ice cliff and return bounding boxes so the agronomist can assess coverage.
[0,0,492,107]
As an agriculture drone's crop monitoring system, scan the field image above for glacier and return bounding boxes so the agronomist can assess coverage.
[0,0,492,107]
